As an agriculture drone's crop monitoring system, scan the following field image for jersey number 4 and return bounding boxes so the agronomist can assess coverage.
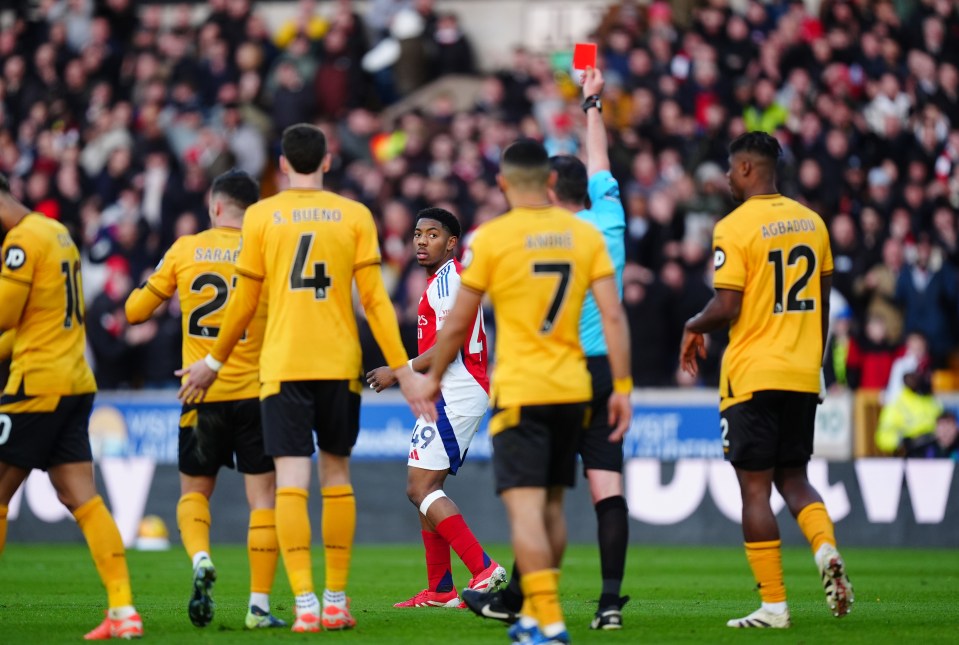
[768,245,816,314]
[290,233,331,299]
[533,261,572,333]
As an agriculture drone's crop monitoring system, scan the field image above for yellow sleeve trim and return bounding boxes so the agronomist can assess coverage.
[591,270,615,283]
[459,279,485,294]
[0,274,31,287]
[712,282,744,292]
[145,281,171,299]
[821,270,834,277]
[235,267,264,281]
[354,258,381,271]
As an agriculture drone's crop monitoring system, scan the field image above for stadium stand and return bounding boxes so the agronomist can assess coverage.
[1,0,958,453]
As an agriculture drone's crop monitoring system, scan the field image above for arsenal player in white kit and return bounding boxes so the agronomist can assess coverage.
[367,208,506,608]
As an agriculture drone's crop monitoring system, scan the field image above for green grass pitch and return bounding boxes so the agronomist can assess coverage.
[1,544,956,643]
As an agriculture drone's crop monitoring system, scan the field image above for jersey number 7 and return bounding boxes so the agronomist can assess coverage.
[533,261,572,333]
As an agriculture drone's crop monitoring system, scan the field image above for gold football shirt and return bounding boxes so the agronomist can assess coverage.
[227,188,405,382]
[0,213,96,396]
[461,205,614,413]
[128,227,265,402]
[712,194,834,410]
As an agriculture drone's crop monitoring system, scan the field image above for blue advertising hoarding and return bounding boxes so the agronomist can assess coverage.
[90,390,728,464]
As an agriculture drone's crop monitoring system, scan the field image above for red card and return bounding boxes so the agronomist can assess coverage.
[573,42,597,71]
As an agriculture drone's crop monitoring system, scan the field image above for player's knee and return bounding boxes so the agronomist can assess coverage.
[406,480,436,507]
[406,481,425,507]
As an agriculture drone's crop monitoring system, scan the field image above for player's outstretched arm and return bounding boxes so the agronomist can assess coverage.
[354,263,442,415]
[124,285,166,324]
[592,275,633,441]
[680,289,742,378]
[366,347,437,392]
[582,66,610,177]
[177,273,262,403]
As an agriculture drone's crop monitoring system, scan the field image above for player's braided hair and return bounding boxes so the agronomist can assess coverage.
[417,207,461,239]
[729,131,782,162]
[0,173,10,194]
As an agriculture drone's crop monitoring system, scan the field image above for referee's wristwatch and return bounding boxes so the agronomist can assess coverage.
[582,94,602,113]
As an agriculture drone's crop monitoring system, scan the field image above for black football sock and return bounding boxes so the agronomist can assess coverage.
[501,561,523,612]
[596,495,628,607]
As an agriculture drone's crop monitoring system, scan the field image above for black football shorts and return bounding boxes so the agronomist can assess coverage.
[721,390,819,471]
[0,392,94,470]
[179,398,273,476]
[491,402,589,493]
[260,380,361,458]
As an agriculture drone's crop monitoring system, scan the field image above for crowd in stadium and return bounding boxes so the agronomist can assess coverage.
[1,0,958,396]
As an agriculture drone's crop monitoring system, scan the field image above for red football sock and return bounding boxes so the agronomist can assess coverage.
[423,530,453,592]
[436,514,489,577]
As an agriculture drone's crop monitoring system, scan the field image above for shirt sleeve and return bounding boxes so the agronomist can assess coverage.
[0,228,36,330]
[587,171,624,224]
[459,227,492,293]
[821,226,834,276]
[144,242,180,299]
[589,235,616,283]
[235,207,266,280]
[354,207,382,270]
[1,227,38,287]
[712,220,746,291]
[433,269,460,331]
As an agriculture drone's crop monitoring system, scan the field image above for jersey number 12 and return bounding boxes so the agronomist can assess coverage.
[768,245,816,314]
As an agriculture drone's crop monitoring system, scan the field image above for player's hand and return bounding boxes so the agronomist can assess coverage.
[679,328,707,378]
[818,367,827,404]
[365,366,396,392]
[396,366,440,422]
[582,65,604,99]
[607,391,632,442]
[175,359,217,404]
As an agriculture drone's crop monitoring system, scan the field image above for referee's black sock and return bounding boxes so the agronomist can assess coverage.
[501,562,523,612]
[596,495,628,608]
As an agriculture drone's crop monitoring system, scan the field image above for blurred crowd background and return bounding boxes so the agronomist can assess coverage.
[1,0,958,454]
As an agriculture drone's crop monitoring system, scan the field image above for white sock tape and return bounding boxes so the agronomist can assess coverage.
[419,490,447,516]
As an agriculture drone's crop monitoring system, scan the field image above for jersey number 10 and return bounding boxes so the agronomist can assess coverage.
[61,260,84,328]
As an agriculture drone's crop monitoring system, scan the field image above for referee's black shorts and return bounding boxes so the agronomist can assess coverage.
[578,355,625,475]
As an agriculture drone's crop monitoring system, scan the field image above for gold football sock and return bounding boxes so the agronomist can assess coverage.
[797,502,837,554]
[74,495,133,608]
[276,487,313,596]
[744,539,786,603]
[248,508,279,595]
[321,484,355,592]
[0,504,7,556]
[521,569,565,631]
[176,492,211,560]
